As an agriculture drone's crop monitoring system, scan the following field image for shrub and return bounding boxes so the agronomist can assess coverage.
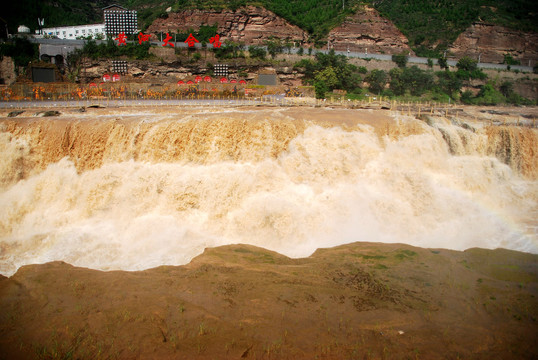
[438,56,448,70]
[474,82,505,105]
[460,90,474,104]
[456,56,478,72]
[265,37,283,58]
[248,45,266,60]
[392,53,408,68]
[503,54,520,65]
[314,80,328,99]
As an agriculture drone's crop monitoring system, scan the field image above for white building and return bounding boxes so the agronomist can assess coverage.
[18,25,31,33]
[37,24,107,40]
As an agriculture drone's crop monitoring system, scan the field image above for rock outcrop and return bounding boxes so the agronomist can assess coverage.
[0,56,16,85]
[146,6,308,45]
[448,22,538,65]
[328,6,414,55]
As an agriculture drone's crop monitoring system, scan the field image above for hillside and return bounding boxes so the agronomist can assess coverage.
[372,0,538,57]
[3,0,113,34]
[4,0,537,57]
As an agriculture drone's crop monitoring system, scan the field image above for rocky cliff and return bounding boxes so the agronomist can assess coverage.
[146,6,308,45]
[448,22,538,65]
[328,6,414,55]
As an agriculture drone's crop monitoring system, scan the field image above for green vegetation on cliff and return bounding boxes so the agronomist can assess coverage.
[4,0,536,57]
[133,0,536,55]
[372,0,537,56]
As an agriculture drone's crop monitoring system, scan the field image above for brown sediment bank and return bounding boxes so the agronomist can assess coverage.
[0,242,537,359]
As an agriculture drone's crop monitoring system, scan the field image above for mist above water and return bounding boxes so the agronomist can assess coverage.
[0,108,536,276]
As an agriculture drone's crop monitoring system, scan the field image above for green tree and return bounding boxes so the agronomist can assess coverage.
[365,69,387,94]
[401,66,434,96]
[248,46,266,59]
[460,90,474,104]
[0,37,38,68]
[456,56,478,72]
[197,24,218,43]
[314,80,328,99]
[502,54,520,65]
[438,56,448,70]
[436,70,462,98]
[295,49,359,90]
[265,37,283,58]
[392,53,408,68]
[314,66,339,89]
[389,67,406,95]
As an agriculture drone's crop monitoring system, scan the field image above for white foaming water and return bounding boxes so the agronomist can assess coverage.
[0,111,536,276]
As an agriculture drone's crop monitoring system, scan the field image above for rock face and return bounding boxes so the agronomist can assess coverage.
[146,6,308,45]
[328,6,414,55]
[448,22,538,65]
[0,56,16,85]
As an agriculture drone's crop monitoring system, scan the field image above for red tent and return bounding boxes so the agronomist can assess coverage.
[195,75,202,83]
[230,79,237,84]
[239,80,246,84]
[220,77,228,83]
[112,74,120,82]
[102,74,111,82]
[177,80,185,85]
[89,82,97,87]
[187,80,194,84]
[204,76,211,82]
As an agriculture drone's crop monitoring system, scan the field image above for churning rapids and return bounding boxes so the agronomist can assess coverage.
[0,106,536,276]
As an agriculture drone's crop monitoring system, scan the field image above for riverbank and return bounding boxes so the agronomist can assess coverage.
[1,242,537,359]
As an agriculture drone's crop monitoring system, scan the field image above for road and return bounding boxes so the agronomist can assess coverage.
[30,38,534,72]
